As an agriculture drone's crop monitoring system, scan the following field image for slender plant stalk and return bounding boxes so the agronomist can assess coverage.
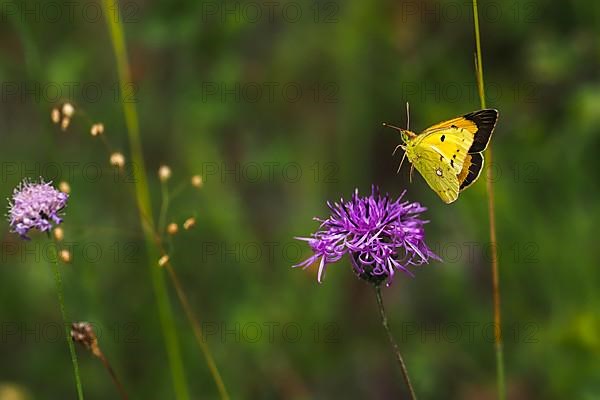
[96,350,129,400]
[155,185,230,399]
[158,181,169,234]
[164,262,230,400]
[150,196,229,400]
[471,2,506,399]
[48,242,84,400]
[101,2,190,399]
[375,287,416,400]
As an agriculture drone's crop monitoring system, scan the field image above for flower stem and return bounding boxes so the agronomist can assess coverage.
[96,350,129,400]
[471,1,506,399]
[101,2,190,399]
[375,287,416,400]
[158,181,169,235]
[164,263,230,400]
[151,228,229,400]
[48,243,84,400]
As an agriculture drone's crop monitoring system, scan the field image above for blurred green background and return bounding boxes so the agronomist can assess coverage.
[1,0,599,398]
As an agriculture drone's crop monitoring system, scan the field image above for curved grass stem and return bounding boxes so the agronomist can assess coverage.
[158,182,170,235]
[48,242,84,400]
[471,1,506,399]
[164,263,230,400]
[101,2,190,399]
[149,228,230,400]
[96,350,129,400]
[375,287,416,400]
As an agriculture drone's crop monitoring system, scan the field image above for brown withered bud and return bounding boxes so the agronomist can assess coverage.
[71,322,101,357]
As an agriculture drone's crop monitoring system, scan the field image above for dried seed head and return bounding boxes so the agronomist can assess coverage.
[71,322,101,356]
[183,217,196,230]
[191,175,203,188]
[60,117,71,131]
[158,254,170,267]
[51,108,61,124]
[53,227,65,242]
[59,249,71,263]
[158,165,172,182]
[59,181,71,194]
[90,123,104,137]
[62,103,75,118]
[167,223,178,235]
[110,152,126,168]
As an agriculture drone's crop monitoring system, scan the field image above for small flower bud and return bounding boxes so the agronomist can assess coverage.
[167,223,178,235]
[59,181,71,194]
[53,227,65,242]
[158,165,172,182]
[90,123,104,137]
[60,117,71,131]
[183,217,196,230]
[51,108,61,124]
[62,103,75,118]
[191,175,203,188]
[110,152,126,168]
[59,249,71,263]
[158,255,169,267]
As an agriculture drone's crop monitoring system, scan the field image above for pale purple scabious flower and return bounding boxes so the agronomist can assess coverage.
[294,187,439,286]
[7,179,69,239]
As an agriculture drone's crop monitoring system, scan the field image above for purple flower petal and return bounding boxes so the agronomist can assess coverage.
[294,186,439,286]
[7,178,69,239]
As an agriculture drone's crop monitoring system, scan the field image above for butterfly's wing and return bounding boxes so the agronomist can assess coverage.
[418,109,498,197]
[408,127,474,203]
[458,153,484,190]
[421,109,498,153]
[413,126,474,173]
[410,145,461,203]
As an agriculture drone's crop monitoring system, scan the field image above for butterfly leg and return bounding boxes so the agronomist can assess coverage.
[396,151,407,174]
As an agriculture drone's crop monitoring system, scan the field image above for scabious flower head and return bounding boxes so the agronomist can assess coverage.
[294,187,439,286]
[7,179,69,239]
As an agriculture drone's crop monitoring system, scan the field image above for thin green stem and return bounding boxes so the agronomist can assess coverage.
[164,263,230,400]
[149,229,229,400]
[101,2,190,399]
[48,242,84,400]
[375,287,416,400]
[158,182,170,235]
[170,181,189,202]
[471,2,506,399]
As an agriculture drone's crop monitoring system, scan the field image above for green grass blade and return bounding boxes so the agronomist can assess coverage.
[101,2,190,399]
[48,243,85,400]
[471,1,506,399]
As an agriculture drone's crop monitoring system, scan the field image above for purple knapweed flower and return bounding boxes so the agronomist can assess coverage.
[7,179,69,239]
[294,187,439,286]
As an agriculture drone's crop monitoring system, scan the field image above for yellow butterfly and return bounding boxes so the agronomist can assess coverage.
[384,108,498,204]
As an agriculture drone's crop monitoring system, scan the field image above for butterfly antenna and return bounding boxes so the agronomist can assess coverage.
[382,122,403,132]
[406,102,410,131]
